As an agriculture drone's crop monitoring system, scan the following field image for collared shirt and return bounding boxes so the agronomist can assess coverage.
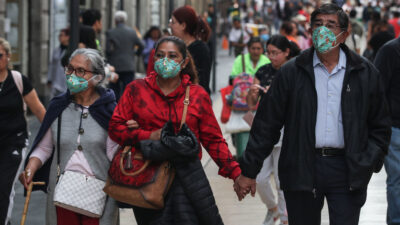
[313,49,346,148]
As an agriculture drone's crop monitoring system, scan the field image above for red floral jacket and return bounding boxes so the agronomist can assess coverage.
[109,72,241,180]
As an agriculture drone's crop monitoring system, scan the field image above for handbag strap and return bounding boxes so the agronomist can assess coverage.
[56,113,62,182]
[180,85,190,129]
[120,86,191,177]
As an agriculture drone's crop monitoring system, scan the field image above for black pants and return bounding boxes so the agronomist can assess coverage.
[109,71,135,101]
[0,145,24,224]
[284,155,367,225]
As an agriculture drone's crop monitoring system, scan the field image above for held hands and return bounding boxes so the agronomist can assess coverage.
[233,174,256,201]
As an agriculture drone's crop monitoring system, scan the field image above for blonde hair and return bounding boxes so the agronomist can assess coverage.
[0,38,12,69]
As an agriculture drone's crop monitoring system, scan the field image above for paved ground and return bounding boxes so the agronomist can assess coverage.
[10,41,386,225]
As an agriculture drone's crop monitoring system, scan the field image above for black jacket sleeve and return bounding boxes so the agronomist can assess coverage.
[366,67,391,172]
[239,69,289,179]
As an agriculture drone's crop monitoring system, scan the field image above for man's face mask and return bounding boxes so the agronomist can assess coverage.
[312,26,344,54]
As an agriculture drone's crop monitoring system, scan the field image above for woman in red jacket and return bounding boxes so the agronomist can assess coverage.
[108,36,241,224]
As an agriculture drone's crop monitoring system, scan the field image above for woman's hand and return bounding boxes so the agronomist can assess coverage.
[149,128,162,140]
[19,157,42,189]
[126,120,139,129]
[248,84,261,98]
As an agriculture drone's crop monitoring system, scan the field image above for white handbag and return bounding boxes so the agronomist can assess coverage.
[225,111,251,133]
[52,114,106,218]
[53,171,107,218]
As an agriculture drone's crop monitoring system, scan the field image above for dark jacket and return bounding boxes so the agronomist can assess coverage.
[106,23,144,72]
[240,45,391,191]
[374,37,400,128]
[134,122,224,225]
[27,87,116,192]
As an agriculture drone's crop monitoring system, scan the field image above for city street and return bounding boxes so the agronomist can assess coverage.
[10,43,386,225]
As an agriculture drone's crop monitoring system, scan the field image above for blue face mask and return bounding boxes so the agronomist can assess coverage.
[154,57,184,79]
[260,34,270,41]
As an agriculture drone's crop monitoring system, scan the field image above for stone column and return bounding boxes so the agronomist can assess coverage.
[28,0,49,99]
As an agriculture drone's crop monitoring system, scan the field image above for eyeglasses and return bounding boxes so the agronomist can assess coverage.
[169,18,177,25]
[266,50,283,58]
[313,21,341,30]
[65,65,93,77]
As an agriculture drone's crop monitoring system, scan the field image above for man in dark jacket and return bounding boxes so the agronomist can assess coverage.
[235,4,391,225]
[106,10,144,100]
[374,37,400,225]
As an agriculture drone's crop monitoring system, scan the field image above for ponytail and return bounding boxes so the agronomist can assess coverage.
[172,6,211,42]
[196,16,211,42]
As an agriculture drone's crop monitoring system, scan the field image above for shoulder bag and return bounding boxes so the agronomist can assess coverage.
[104,86,190,209]
[53,114,107,218]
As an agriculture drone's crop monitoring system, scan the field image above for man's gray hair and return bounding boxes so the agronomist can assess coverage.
[69,48,106,82]
[115,11,128,24]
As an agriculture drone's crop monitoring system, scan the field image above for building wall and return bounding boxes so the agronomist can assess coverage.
[0,0,210,100]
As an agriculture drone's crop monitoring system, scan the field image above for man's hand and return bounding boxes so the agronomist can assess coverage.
[233,174,256,201]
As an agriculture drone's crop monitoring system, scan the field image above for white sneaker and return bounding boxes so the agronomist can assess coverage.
[262,209,279,225]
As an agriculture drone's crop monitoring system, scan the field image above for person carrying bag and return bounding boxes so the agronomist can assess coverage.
[20,48,119,225]
[107,36,241,225]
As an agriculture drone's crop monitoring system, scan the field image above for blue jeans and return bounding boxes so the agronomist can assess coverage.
[385,127,400,225]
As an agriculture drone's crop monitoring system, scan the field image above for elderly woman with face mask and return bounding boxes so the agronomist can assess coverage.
[20,48,119,225]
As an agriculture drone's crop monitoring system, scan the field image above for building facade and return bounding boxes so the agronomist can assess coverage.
[0,0,209,102]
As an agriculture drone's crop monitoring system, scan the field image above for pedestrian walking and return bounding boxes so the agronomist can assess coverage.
[235,4,391,225]
[20,48,119,225]
[106,11,144,100]
[0,37,46,225]
[170,5,212,94]
[0,38,46,224]
[47,28,69,98]
[229,16,251,57]
[82,9,103,50]
[247,35,300,225]
[108,36,241,225]
[142,26,161,72]
[374,36,400,225]
[226,37,270,158]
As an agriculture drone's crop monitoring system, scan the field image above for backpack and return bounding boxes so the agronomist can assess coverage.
[11,70,27,112]
[229,53,254,111]
[231,73,253,111]
[351,20,364,37]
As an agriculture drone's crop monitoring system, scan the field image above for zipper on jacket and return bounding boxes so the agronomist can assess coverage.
[312,188,317,198]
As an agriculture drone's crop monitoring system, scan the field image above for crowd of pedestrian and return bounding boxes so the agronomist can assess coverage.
[1,1,400,225]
